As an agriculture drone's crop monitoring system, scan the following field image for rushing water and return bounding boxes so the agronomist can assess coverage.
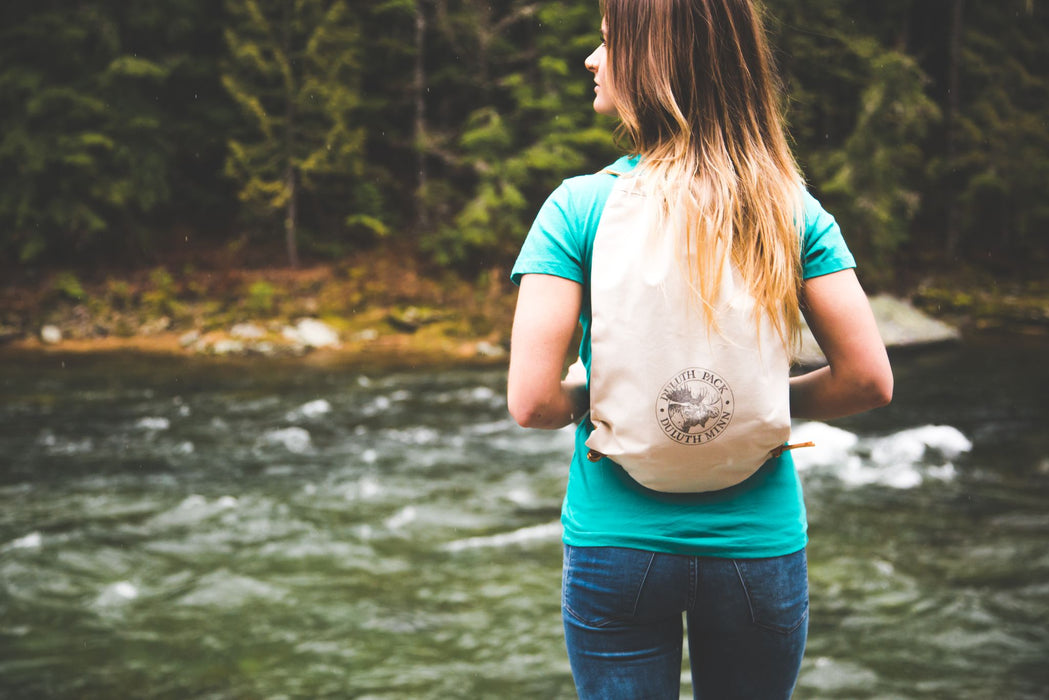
[1,337,1047,699]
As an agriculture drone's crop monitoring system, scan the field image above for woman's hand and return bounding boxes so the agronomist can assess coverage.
[790,269,893,420]
[507,274,586,429]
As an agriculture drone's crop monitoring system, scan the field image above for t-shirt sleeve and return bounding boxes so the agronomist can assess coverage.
[510,182,587,286]
[800,190,856,279]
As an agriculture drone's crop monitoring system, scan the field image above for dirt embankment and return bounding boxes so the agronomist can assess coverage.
[0,249,517,364]
[2,250,1047,364]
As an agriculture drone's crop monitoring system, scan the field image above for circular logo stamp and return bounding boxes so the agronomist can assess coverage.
[655,367,734,445]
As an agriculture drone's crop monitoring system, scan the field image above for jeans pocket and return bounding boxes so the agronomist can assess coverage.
[733,549,809,635]
[562,545,657,628]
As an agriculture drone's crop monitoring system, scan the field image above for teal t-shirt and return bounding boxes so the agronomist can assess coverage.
[511,155,856,558]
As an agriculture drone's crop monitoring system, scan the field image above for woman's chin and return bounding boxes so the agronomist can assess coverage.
[592,99,617,117]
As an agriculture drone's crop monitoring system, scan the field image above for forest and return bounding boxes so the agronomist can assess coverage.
[1,0,1047,296]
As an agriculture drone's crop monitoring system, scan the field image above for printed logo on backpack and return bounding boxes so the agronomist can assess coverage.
[655,367,734,445]
[585,171,793,493]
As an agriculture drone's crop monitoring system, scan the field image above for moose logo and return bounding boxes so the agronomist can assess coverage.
[655,368,734,445]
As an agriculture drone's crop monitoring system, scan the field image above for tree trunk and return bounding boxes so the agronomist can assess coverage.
[414,0,429,232]
[944,0,964,256]
[282,0,299,268]
[285,166,299,268]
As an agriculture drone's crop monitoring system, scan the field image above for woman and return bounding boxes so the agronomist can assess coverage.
[507,0,893,698]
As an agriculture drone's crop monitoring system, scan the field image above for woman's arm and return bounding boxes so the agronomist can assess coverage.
[790,269,893,420]
[507,274,587,429]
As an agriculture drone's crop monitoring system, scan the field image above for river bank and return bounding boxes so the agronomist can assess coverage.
[1,249,515,365]
[2,249,1046,365]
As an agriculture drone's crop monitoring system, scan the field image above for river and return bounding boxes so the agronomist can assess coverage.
[1,336,1047,699]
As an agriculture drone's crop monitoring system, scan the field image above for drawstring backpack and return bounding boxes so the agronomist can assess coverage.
[584,170,796,493]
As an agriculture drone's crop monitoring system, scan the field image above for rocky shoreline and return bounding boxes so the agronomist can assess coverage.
[5,294,970,367]
[0,256,517,364]
[5,248,1047,367]
[9,318,510,367]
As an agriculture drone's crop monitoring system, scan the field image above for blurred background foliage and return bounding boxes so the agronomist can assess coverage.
[0,0,1046,286]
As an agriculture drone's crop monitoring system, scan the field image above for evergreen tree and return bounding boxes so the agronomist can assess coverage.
[141,0,240,239]
[816,42,940,281]
[422,0,616,269]
[0,2,175,263]
[222,0,372,267]
[769,1,940,284]
[945,0,1049,265]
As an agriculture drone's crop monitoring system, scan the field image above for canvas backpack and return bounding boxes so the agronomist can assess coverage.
[584,170,794,493]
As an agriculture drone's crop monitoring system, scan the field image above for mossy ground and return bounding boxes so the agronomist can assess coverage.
[907,267,1049,334]
[2,246,1046,363]
[0,245,518,363]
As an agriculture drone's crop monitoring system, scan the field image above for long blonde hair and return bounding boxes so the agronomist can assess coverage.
[604,0,803,347]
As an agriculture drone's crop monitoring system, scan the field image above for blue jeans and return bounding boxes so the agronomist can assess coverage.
[562,545,808,699]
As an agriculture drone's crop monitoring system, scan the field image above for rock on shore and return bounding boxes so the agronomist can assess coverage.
[795,294,961,366]
[181,318,343,357]
[40,325,63,345]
